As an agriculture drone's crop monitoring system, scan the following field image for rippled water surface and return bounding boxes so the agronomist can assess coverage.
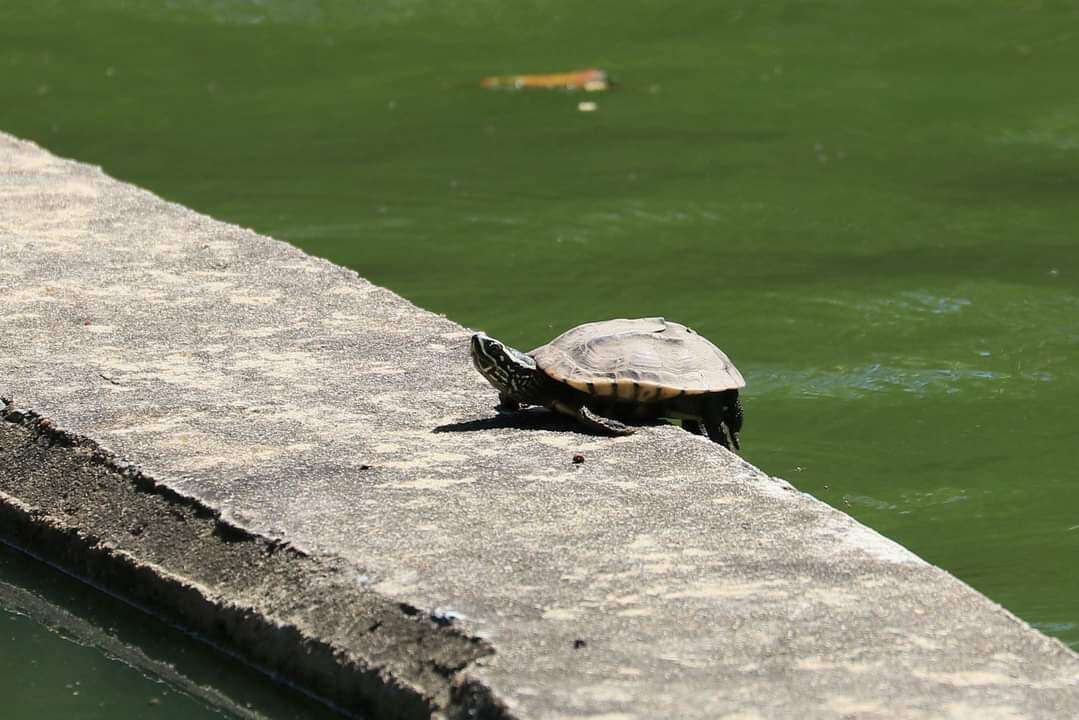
[2,0,1078,713]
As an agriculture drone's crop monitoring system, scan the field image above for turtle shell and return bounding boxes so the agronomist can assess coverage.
[531,317,745,403]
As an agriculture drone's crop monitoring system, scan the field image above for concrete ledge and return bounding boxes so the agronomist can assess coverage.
[0,407,498,719]
[2,131,1079,718]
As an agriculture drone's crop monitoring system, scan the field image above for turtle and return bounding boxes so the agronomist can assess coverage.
[469,317,745,449]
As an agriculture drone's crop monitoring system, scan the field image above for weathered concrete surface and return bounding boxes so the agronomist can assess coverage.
[2,130,1078,719]
[0,414,493,719]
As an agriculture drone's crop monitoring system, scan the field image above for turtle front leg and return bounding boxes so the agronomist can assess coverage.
[682,419,704,436]
[497,393,521,412]
[552,400,634,436]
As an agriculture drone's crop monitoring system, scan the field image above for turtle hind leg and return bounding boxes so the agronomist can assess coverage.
[725,394,744,450]
[702,417,732,449]
[580,406,634,436]
[682,419,704,436]
[553,400,634,436]
[702,394,738,450]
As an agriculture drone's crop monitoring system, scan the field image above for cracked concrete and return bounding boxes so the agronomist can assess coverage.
[2,131,1078,718]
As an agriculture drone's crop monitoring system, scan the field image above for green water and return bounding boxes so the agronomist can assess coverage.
[0,543,344,719]
[3,0,1079,713]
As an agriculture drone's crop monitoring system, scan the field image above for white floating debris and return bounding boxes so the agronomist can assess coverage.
[577,101,598,112]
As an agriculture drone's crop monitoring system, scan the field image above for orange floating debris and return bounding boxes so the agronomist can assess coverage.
[480,68,610,92]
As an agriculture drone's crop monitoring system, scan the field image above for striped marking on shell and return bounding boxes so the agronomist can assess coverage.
[635,383,660,403]
[531,317,745,400]
[566,379,591,394]
[590,381,616,398]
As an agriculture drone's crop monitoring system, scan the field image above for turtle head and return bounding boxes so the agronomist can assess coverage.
[470,332,542,403]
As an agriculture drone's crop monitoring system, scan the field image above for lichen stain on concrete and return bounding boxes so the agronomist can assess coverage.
[939,703,1028,720]
[534,433,634,451]
[2,144,63,172]
[141,267,212,288]
[680,547,715,558]
[201,239,239,254]
[352,360,411,376]
[915,669,1021,687]
[195,279,238,294]
[5,203,100,239]
[825,696,886,717]
[918,668,1079,692]
[100,414,193,436]
[574,684,637,706]
[381,453,471,471]
[907,634,945,651]
[623,534,658,550]
[326,283,376,298]
[795,657,877,673]
[613,607,652,618]
[230,349,323,379]
[3,178,98,199]
[121,355,226,387]
[799,583,862,607]
[664,580,789,601]
[394,476,477,490]
[1,285,64,305]
[817,511,926,566]
[0,312,43,324]
[518,472,577,485]
[569,713,636,720]
[228,293,280,306]
[715,712,767,720]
